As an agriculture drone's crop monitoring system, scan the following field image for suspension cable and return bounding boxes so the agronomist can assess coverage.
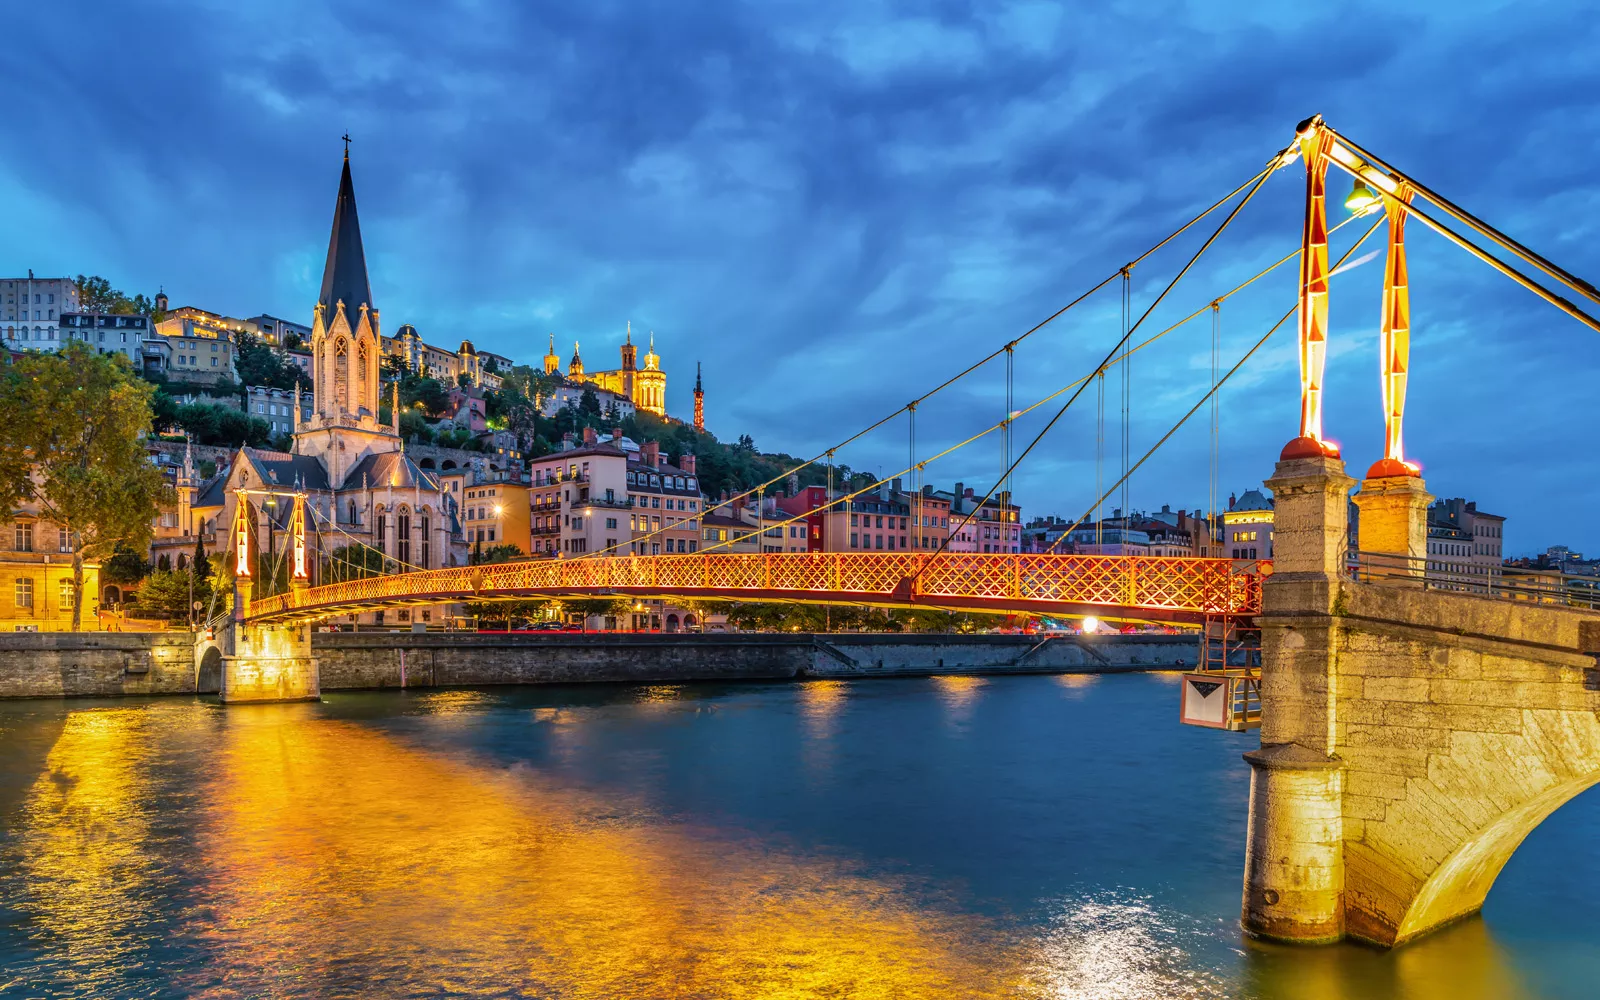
[922,149,1287,572]
[1047,213,1388,552]
[581,163,1278,560]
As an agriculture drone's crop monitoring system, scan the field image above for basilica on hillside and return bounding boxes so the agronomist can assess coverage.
[542,323,668,418]
[186,149,467,583]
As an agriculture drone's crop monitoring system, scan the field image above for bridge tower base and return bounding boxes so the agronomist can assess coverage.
[1244,450,1600,948]
[221,582,320,704]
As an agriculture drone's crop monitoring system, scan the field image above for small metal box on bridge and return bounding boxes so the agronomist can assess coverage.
[1180,670,1261,731]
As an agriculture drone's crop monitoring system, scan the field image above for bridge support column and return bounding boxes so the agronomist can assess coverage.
[1242,452,1354,943]
[220,620,320,704]
[1352,474,1432,582]
[221,582,319,704]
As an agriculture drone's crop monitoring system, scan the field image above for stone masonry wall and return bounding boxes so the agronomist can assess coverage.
[0,631,1201,698]
[0,632,199,698]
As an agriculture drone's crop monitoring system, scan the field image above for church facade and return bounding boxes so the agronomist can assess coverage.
[190,150,467,611]
[543,324,668,418]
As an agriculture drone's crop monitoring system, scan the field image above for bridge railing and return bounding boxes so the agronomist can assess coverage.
[1347,550,1600,609]
[246,552,1264,622]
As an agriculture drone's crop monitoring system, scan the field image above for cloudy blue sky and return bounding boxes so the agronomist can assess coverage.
[4,1,1597,553]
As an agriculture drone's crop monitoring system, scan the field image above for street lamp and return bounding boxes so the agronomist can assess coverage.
[1345,177,1382,216]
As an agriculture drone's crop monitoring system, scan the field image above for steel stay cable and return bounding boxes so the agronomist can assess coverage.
[1046,213,1387,552]
[1325,125,1600,305]
[580,163,1275,561]
[690,219,1323,559]
[918,150,1289,576]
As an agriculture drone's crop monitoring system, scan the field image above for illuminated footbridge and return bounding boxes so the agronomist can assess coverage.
[243,552,1265,626]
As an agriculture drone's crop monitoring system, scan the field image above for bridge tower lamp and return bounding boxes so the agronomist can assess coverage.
[288,492,310,601]
[229,493,253,621]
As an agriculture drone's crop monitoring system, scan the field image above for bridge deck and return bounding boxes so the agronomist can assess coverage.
[246,553,1264,625]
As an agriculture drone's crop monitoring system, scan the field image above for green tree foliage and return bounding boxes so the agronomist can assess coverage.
[470,543,525,565]
[102,544,152,585]
[578,387,601,418]
[233,330,309,390]
[132,568,212,623]
[399,408,434,444]
[380,355,451,417]
[324,543,385,582]
[192,535,212,583]
[157,399,272,447]
[74,275,159,316]
[0,343,173,629]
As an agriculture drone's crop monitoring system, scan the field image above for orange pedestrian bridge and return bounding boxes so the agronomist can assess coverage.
[243,552,1265,627]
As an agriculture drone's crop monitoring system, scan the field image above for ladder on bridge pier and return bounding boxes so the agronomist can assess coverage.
[1180,615,1262,731]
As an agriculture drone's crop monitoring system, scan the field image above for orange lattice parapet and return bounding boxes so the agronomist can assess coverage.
[245,554,1265,626]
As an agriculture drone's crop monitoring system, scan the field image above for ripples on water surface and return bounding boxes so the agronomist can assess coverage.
[0,673,1595,998]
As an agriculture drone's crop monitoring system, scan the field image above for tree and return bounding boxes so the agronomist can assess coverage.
[134,568,212,623]
[102,544,152,586]
[325,543,385,582]
[0,343,173,629]
[192,535,212,584]
[470,543,525,565]
[579,387,602,418]
[233,330,309,390]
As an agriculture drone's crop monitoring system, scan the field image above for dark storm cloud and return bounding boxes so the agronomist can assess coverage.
[2,0,1597,551]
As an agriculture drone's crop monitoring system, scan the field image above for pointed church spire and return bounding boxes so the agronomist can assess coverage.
[626,320,632,345]
[318,146,374,321]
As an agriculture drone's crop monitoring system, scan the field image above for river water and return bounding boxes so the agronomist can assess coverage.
[0,672,1594,999]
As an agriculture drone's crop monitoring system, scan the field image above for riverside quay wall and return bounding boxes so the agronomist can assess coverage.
[0,631,1200,698]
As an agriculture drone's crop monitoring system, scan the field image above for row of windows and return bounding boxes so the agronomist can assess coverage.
[630,494,696,511]
[851,514,910,530]
[12,578,74,610]
[11,523,73,553]
[851,533,909,550]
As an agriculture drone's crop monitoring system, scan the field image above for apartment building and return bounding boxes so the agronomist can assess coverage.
[1,273,81,348]
[58,312,151,367]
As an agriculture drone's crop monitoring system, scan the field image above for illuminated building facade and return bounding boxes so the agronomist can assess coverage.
[185,148,468,626]
[544,323,668,418]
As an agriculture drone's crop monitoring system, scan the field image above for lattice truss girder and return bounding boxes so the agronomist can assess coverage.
[246,553,1262,623]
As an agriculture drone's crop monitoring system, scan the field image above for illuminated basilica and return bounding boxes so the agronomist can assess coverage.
[542,324,668,418]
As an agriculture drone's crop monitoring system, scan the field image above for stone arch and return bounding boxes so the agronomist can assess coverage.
[441,460,457,470]
[103,584,121,606]
[197,645,222,694]
[665,613,679,632]
[418,457,436,470]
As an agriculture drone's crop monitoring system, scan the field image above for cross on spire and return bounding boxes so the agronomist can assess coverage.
[341,132,351,158]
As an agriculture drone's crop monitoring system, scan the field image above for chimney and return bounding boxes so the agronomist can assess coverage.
[953,482,963,501]
[965,487,975,499]
[681,453,696,474]
[1228,492,1237,511]
[641,440,659,467]
[1162,504,1171,514]
[561,431,575,450]
[612,426,623,442]
[582,426,597,445]
[891,477,903,495]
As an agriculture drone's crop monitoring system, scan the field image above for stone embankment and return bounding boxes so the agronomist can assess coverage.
[0,630,1200,699]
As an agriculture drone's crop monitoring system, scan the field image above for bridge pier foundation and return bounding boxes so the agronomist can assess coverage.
[221,582,320,704]
[1245,451,1600,948]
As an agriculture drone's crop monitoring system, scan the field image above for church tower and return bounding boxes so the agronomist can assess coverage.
[569,341,585,377]
[693,361,704,433]
[296,145,399,485]
[543,334,561,375]
[620,321,637,371]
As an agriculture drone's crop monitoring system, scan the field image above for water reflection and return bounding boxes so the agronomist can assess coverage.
[1025,892,1230,999]
[182,711,1026,997]
[1240,918,1533,1000]
[932,675,985,723]
[0,680,1576,1000]
[10,707,182,996]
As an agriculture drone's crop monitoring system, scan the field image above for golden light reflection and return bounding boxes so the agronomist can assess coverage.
[13,708,169,990]
[932,674,986,722]
[1056,673,1099,690]
[411,689,498,715]
[799,680,847,736]
[184,715,1029,998]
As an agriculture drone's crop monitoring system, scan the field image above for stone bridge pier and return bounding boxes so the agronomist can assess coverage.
[206,582,320,704]
[1242,453,1600,947]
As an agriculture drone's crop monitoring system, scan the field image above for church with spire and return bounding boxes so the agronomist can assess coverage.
[541,322,669,418]
[190,147,468,595]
